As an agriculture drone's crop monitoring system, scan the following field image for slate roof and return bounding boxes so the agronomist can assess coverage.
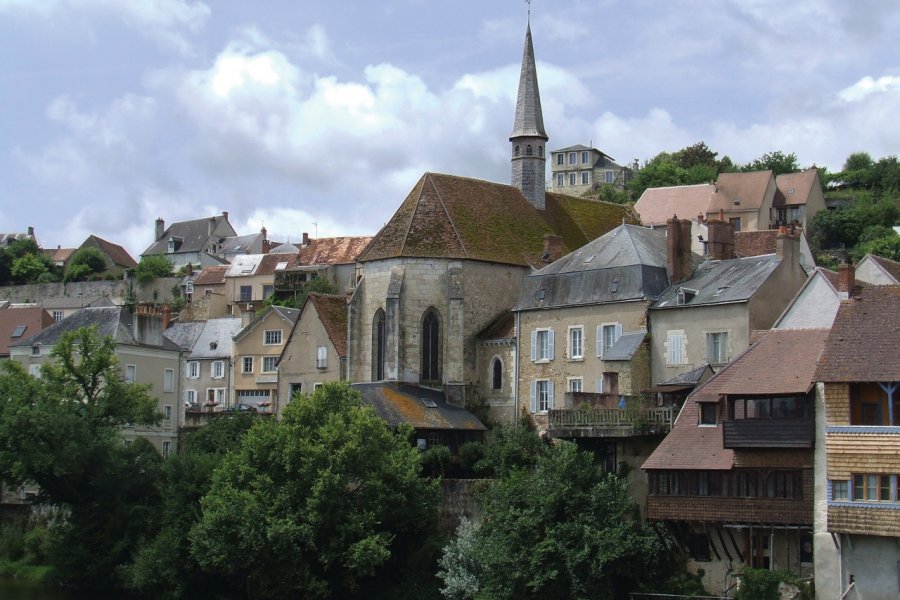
[194,265,228,286]
[649,364,713,390]
[773,169,819,207]
[1,232,36,246]
[142,214,236,256]
[188,318,242,359]
[353,382,487,432]
[11,307,135,347]
[82,235,138,268]
[707,170,773,214]
[298,236,373,266]
[162,321,206,351]
[515,224,675,311]
[307,294,348,357]
[222,233,263,255]
[635,184,715,226]
[603,330,646,361]
[234,305,301,342]
[358,173,629,267]
[509,23,547,140]
[0,307,53,357]
[815,285,900,382]
[643,329,829,471]
[269,242,300,254]
[652,254,780,310]
[38,295,115,310]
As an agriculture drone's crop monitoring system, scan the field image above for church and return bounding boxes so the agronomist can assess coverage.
[347,22,631,421]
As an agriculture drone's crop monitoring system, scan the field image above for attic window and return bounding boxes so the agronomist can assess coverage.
[275,261,288,271]
[676,288,698,305]
[11,325,26,338]
[788,188,795,195]
[210,341,218,350]
[421,398,438,408]
[240,266,253,274]
[713,286,729,297]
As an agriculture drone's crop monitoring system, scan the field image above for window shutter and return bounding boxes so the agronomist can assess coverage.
[548,329,555,360]
[530,330,537,362]
[597,325,603,356]
[530,380,537,413]
[615,323,623,343]
[548,381,555,409]
[596,378,604,393]
[668,334,684,365]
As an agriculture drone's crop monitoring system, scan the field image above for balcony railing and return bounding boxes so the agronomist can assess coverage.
[548,406,674,437]
[723,418,813,448]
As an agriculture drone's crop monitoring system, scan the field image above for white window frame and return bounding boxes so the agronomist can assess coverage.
[211,360,225,379]
[705,331,730,365]
[530,328,555,363]
[207,388,226,405]
[567,377,583,393]
[605,170,614,184]
[581,171,590,185]
[242,356,253,373]
[568,325,584,361]
[162,441,171,458]
[163,368,175,393]
[262,356,278,373]
[557,173,564,186]
[666,330,687,366]
[52,310,64,322]
[264,329,283,345]
[317,346,327,369]
[530,379,555,413]
[581,150,590,164]
[163,404,173,426]
[569,172,576,186]
[596,322,623,358]
[568,152,577,165]
[185,389,197,405]
[125,364,137,383]
[28,364,41,378]
[556,153,564,166]
[187,361,200,379]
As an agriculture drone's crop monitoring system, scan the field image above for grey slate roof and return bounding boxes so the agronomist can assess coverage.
[509,23,547,140]
[514,224,675,311]
[353,382,487,432]
[142,215,236,256]
[12,307,135,347]
[234,305,301,341]
[603,330,646,361]
[188,318,242,359]
[652,254,780,310]
[163,321,206,351]
[222,233,263,255]
[662,363,712,386]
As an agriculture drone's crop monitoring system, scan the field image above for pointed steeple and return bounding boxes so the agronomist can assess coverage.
[510,22,548,210]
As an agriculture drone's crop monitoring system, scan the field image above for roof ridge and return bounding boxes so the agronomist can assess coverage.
[429,174,469,258]
[399,176,426,256]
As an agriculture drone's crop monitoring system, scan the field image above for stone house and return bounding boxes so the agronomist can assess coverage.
[293,235,373,296]
[141,212,236,270]
[772,168,826,230]
[189,265,229,320]
[76,234,138,278]
[813,284,900,600]
[643,328,827,593]
[231,305,299,412]
[225,253,300,322]
[181,317,242,413]
[705,170,776,233]
[276,293,348,415]
[9,306,183,456]
[549,144,632,195]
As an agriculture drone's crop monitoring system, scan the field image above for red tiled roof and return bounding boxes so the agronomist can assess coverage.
[644,329,830,471]
[44,247,76,263]
[358,172,630,266]
[635,184,714,226]
[298,236,373,266]
[707,170,774,214]
[773,169,819,207]
[815,285,900,382]
[194,265,228,285]
[84,235,138,268]
[308,293,348,357]
[0,307,54,357]
[255,253,300,276]
[868,254,900,283]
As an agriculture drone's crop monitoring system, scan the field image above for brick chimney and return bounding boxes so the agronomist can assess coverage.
[667,216,693,284]
[837,262,855,300]
[776,226,800,267]
[163,304,171,330]
[302,232,309,246]
[222,211,229,222]
[707,218,735,260]
[542,234,564,263]
[155,218,165,241]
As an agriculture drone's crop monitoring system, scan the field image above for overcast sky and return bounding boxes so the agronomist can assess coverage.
[1,0,898,259]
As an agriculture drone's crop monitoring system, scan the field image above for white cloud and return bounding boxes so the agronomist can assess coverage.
[839,75,900,102]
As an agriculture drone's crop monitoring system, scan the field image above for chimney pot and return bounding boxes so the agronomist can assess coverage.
[667,217,693,284]
[155,218,165,241]
[222,211,229,222]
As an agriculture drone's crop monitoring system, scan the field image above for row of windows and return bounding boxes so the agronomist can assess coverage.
[832,474,900,503]
[185,388,226,406]
[513,144,543,157]
[187,360,225,379]
[556,151,591,165]
[528,374,621,412]
[555,170,615,187]
[666,330,731,366]
[531,324,624,362]
[238,285,274,302]
[650,470,804,499]
[238,356,278,374]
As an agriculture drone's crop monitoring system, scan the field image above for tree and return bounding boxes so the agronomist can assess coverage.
[10,252,48,283]
[189,382,439,599]
[440,441,675,599]
[261,276,340,311]
[65,247,108,282]
[134,255,173,282]
[0,326,162,589]
[859,234,900,262]
[743,151,799,175]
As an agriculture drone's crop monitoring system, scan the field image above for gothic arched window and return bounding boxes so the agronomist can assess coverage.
[515,145,520,157]
[526,145,533,156]
[372,309,385,381]
[538,146,543,157]
[421,308,441,383]
[491,357,502,390]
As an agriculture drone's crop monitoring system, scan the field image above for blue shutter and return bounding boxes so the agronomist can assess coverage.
[530,380,537,413]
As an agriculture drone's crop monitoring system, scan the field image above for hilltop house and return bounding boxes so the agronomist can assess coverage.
[141,212,237,270]
[549,144,632,195]
[76,235,138,278]
[181,318,242,422]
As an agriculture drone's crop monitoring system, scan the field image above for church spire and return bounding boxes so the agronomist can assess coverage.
[510,22,548,209]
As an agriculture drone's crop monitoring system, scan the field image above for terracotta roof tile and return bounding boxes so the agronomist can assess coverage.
[815,285,900,382]
[0,307,54,356]
[773,169,819,207]
[298,236,373,266]
[707,170,774,214]
[308,293,348,357]
[635,184,714,226]
[84,235,138,268]
[194,265,228,285]
[255,253,300,276]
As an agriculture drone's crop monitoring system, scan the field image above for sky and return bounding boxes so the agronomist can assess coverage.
[1,0,898,260]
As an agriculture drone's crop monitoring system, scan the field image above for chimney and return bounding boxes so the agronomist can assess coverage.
[155,218,165,241]
[837,262,855,300]
[707,218,736,260]
[27,226,34,237]
[185,263,193,276]
[302,232,309,246]
[261,227,269,254]
[222,211,229,222]
[542,234,563,263]
[776,226,800,267]
[666,216,693,285]
[163,304,171,330]
[208,217,216,236]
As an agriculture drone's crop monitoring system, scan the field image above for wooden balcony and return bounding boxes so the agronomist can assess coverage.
[548,406,674,439]
[723,418,814,449]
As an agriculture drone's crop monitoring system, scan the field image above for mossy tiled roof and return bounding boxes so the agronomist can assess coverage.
[308,293,348,358]
[358,173,632,267]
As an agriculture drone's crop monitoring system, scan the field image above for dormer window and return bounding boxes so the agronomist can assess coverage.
[676,288,698,305]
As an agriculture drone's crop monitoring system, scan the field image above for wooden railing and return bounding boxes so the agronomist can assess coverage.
[548,406,674,431]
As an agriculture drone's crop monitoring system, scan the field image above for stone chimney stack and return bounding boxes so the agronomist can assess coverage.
[707,218,736,260]
[222,211,229,222]
[208,217,217,236]
[27,226,34,237]
[667,216,693,285]
[155,218,165,241]
[837,262,855,300]
[542,234,563,263]
[302,232,309,246]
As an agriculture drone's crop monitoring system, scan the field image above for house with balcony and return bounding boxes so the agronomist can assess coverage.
[225,253,300,322]
[276,294,348,416]
[771,168,825,231]
[180,318,242,424]
[643,327,828,594]
[231,305,299,412]
[813,284,900,600]
[549,144,632,195]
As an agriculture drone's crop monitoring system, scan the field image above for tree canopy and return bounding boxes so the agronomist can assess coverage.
[65,247,108,282]
[133,254,173,282]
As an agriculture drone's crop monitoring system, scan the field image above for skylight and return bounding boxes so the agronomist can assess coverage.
[421,398,438,408]
[11,325,26,338]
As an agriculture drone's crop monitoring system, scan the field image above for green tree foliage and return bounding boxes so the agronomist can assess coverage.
[0,326,162,589]
[64,247,108,282]
[859,233,900,261]
[743,150,800,175]
[261,275,340,311]
[10,253,48,283]
[626,142,732,199]
[439,441,675,599]
[189,382,439,599]
[0,238,60,285]
[134,254,173,282]
[809,194,899,254]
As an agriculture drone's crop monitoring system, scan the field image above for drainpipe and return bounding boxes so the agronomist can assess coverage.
[514,310,521,432]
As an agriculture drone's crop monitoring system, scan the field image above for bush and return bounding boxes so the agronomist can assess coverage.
[421,445,452,477]
[457,441,485,475]
[134,255,173,283]
[24,524,50,564]
[735,568,808,600]
[0,518,27,561]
